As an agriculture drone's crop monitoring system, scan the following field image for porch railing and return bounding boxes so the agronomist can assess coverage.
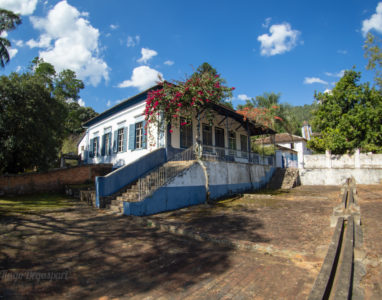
[137,145,196,201]
[201,145,274,166]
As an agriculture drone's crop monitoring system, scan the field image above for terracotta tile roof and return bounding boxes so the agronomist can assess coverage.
[255,133,307,144]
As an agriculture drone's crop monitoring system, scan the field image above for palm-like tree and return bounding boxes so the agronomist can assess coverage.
[0,9,21,68]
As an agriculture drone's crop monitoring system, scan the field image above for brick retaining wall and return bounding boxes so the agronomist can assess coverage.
[0,164,112,195]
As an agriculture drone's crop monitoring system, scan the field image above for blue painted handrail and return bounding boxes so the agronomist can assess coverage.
[95,148,167,207]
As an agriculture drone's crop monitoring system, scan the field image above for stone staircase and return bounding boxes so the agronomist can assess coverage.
[266,168,300,190]
[106,160,195,213]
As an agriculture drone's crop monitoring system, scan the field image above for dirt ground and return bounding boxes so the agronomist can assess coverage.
[0,184,375,299]
[357,185,382,300]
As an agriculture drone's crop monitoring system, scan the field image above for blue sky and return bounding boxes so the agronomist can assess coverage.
[1,0,381,112]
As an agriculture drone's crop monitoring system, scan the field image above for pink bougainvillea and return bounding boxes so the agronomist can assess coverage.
[144,72,233,129]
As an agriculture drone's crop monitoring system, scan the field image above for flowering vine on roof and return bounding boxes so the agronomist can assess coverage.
[144,72,234,133]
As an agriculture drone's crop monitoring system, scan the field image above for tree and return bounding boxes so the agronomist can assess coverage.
[0,58,91,173]
[30,58,95,135]
[308,70,382,154]
[196,62,218,77]
[236,92,292,133]
[193,62,233,109]
[65,102,98,135]
[0,9,21,68]
[0,72,67,173]
[364,32,382,88]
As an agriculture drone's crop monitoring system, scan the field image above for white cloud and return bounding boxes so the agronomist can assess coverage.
[257,22,300,56]
[13,39,24,47]
[28,1,109,87]
[324,89,332,95]
[362,2,382,36]
[118,66,163,91]
[325,70,345,78]
[137,47,158,64]
[15,65,22,72]
[78,98,85,107]
[0,32,7,38]
[337,49,348,55]
[237,94,250,101]
[110,24,118,30]
[262,17,272,28]
[127,35,140,47]
[304,77,328,85]
[8,48,18,59]
[164,60,174,66]
[106,100,112,107]
[0,0,38,15]
[26,34,51,48]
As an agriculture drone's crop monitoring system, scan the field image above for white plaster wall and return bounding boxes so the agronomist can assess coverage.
[250,164,271,180]
[167,163,206,187]
[77,135,87,159]
[82,102,162,168]
[331,154,354,169]
[167,161,273,188]
[304,154,326,168]
[303,153,382,169]
[360,153,382,168]
[300,168,382,185]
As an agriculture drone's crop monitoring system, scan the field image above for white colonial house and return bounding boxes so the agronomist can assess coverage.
[77,85,279,216]
[79,85,274,168]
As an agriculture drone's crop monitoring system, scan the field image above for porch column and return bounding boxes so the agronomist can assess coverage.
[246,120,251,162]
[225,114,229,156]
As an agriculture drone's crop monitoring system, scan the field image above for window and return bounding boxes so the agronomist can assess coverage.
[104,132,112,155]
[290,143,294,150]
[93,137,99,157]
[135,121,143,149]
[240,135,248,152]
[240,135,248,158]
[128,122,146,150]
[228,131,236,151]
[202,124,212,146]
[117,128,124,152]
[215,127,225,148]
[180,118,193,148]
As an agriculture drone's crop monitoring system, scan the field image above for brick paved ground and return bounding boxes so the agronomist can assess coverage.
[0,186,340,299]
[147,185,340,256]
[357,185,382,300]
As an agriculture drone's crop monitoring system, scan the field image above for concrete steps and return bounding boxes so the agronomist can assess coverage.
[267,168,300,190]
[106,160,194,213]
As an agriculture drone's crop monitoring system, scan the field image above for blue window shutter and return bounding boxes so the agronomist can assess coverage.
[101,134,106,156]
[122,127,128,152]
[128,124,135,150]
[113,130,118,153]
[142,121,147,149]
[89,138,94,157]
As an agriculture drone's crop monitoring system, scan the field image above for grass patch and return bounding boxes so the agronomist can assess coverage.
[0,193,75,215]
[214,195,281,209]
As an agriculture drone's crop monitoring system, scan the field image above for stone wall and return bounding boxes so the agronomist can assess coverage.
[0,164,112,195]
[303,150,382,169]
[300,150,382,185]
[299,168,382,185]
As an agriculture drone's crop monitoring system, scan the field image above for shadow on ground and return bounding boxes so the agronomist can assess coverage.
[151,203,270,244]
[0,203,269,299]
